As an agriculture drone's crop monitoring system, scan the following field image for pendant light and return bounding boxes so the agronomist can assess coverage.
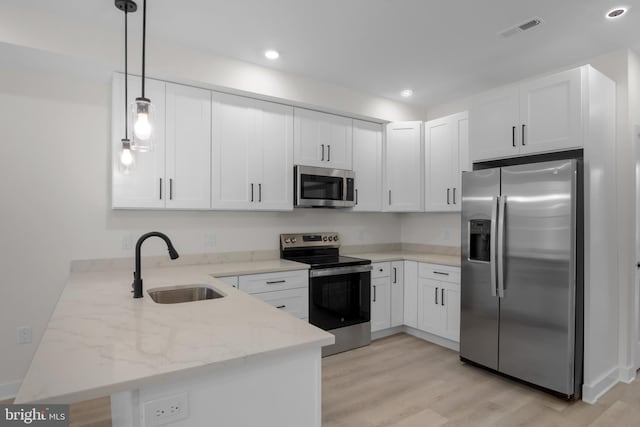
[115,0,138,173]
[131,0,154,152]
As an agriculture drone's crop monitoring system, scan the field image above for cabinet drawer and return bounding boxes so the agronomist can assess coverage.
[419,263,460,283]
[251,288,309,319]
[239,270,308,294]
[372,262,391,278]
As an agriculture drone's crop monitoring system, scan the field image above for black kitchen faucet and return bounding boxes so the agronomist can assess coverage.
[132,232,179,298]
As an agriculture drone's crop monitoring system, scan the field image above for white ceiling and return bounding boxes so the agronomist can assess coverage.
[6,0,640,108]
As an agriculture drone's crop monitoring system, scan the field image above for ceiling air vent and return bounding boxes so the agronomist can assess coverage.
[499,17,543,38]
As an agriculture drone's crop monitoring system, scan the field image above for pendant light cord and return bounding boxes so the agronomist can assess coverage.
[141,0,146,98]
[124,8,129,139]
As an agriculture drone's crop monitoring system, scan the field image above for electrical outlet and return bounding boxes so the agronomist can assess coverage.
[143,392,188,426]
[17,326,32,344]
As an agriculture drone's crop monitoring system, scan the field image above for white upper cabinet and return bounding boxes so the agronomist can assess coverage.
[254,99,294,211]
[165,83,211,209]
[424,112,468,212]
[211,92,255,210]
[294,108,353,170]
[112,74,166,209]
[352,120,383,212]
[518,68,582,155]
[384,121,424,212]
[470,66,584,163]
[211,92,293,211]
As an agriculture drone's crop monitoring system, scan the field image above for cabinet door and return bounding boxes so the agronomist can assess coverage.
[352,120,383,211]
[255,99,294,211]
[384,121,424,212]
[403,261,418,328]
[425,115,460,212]
[519,67,583,155]
[417,277,442,335]
[390,261,404,327]
[294,108,352,169]
[469,86,520,162]
[442,286,461,342]
[112,74,166,208]
[211,92,257,210]
[165,83,211,209]
[371,276,391,332]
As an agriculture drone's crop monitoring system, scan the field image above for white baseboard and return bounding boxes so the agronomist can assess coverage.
[618,365,637,384]
[0,380,21,401]
[372,325,460,352]
[582,367,619,404]
[371,326,404,340]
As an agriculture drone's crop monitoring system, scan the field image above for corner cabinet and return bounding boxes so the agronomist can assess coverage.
[470,66,584,162]
[352,120,383,211]
[211,92,293,211]
[424,112,468,212]
[384,121,424,212]
[294,108,353,170]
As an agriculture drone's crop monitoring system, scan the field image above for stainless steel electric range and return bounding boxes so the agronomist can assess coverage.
[280,232,372,356]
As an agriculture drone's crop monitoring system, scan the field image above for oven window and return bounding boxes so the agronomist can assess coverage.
[309,271,371,330]
[300,174,343,200]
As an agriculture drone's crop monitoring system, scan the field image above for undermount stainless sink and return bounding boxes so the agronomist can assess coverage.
[147,285,225,304]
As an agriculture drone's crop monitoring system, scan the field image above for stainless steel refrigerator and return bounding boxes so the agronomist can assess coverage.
[460,158,583,399]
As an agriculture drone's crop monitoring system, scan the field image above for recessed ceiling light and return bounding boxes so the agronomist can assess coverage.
[264,50,280,60]
[401,89,414,98]
[606,7,628,19]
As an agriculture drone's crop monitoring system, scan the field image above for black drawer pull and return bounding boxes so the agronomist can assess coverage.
[266,280,286,285]
[433,271,449,276]
[276,305,286,309]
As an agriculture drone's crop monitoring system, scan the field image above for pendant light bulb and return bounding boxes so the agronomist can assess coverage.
[119,139,136,174]
[131,97,154,151]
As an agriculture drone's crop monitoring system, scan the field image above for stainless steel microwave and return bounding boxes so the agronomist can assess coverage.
[294,165,355,208]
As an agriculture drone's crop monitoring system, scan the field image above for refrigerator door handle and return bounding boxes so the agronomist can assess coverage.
[490,196,498,297]
[497,195,507,298]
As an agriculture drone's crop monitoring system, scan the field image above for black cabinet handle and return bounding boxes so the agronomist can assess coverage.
[453,188,456,204]
[251,183,254,202]
[522,124,526,145]
[435,287,438,305]
[389,190,391,205]
[258,183,262,202]
[512,126,516,147]
[321,144,325,161]
[276,305,286,309]
[373,285,377,302]
[441,288,445,306]
[327,145,331,162]
[447,188,450,204]
[159,178,163,200]
[266,280,286,285]
[355,189,358,205]
[169,178,173,200]
[393,267,397,284]
[434,271,449,276]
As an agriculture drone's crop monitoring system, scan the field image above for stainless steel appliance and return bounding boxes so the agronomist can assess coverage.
[294,166,355,208]
[280,232,372,356]
[460,158,583,399]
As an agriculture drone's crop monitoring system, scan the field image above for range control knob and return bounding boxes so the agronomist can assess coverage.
[291,238,297,243]
[284,238,291,244]
[323,236,328,242]
[334,235,339,241]
[328,236,333,241]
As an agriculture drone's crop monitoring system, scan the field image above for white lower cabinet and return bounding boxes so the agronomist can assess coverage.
[416,264,461,342]
[236,270,309,320]
[390,261,404,327]
[371,275,391,332]
[403,261,418,329]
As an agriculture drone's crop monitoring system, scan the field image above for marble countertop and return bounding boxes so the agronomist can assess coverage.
[349,251,461,267]
[14,260,333,404]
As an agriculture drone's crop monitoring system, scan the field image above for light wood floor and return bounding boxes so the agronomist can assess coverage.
[4,333,640,426]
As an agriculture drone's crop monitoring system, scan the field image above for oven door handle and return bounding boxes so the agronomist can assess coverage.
[309,264,373,278]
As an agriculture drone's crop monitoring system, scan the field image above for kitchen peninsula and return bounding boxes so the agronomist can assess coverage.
[14,260,334,427]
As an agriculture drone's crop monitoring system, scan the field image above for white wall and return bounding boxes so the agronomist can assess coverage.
[0,49,406,392]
